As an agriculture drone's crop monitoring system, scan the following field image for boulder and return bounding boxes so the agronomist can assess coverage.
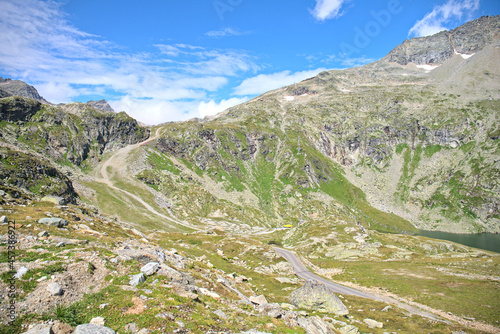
[290,280,348,316]
[38,218,68,228]
[363,318,383,328]
[257,303,283,318]
[21,324,53,334]
[249,295,268,305]
[129,273,146,286]
[14,266,29,279]
[47,282,63,296]
[140,262,159,276]
[73,324,116,334]
[0,215,7,223]
[157,265,194,285]
[38,231,49,238]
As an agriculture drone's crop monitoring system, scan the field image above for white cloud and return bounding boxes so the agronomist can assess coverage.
[197,97,248,118]
[311,0,347,21]
[0,0,259,124]
[408,0,480,37]
[234,68,327,96]
[205,27,249,38]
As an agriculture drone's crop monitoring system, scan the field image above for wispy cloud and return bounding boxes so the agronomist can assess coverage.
[408,0,480,37]
[0,0,259,124]
[234,69,327,96]
[310,0,348,21]
[205,27,250,38]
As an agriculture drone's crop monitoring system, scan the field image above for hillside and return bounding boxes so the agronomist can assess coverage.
[0,15,499,334]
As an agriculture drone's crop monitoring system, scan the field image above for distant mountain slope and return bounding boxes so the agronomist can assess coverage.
[132,16,499,233]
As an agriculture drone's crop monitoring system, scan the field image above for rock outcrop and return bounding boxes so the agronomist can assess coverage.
[0,77,50,104]
[384,15,500,65]
[290,280,348,315]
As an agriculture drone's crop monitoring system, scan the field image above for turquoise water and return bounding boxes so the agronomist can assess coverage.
[419,230,500,253]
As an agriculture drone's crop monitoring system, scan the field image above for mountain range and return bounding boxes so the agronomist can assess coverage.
[0,15,499,334]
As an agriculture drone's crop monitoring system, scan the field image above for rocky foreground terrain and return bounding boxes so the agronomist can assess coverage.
[0,199,499,334]
[0,15,499,334]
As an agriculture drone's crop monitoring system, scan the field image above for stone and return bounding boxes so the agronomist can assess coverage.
[282,311,299,327]
[47,282,63,296]
[155,312,175,320]
[290,280,348,316]
[363,318,383,329]
[73,324,116,334]
[136,330,150,334]
[297,316,335,334]
[90,317,105,326]
[249,295,268,305]
[21,324,53,334]
[38,218,68,228]
[129,273,146,286]
[38,231,49,238]
[124,322,139,333]
[140,262,159,276]
[0,215,8,223]
[339,325,359,334]
[198,287,220,299]
[214,309,228,320]
[14,266,29,279]
[257,303,283,318]
[51,320,73,334]
[157,265,194,285]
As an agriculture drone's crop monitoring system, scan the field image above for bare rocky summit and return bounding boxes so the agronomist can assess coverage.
[384,15,500,65]
[0,77,50,104]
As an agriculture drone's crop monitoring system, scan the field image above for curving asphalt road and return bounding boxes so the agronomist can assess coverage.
[273,247,382,301]
[273,247,446,322]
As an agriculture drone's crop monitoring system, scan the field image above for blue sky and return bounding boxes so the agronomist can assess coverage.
[0,0,498,124]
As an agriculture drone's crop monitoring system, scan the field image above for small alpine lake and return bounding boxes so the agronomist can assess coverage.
[419,230,500,253]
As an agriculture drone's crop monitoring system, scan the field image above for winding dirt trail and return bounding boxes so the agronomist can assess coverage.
[93,127,197,231]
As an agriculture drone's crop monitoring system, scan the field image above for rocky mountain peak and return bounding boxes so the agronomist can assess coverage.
[87,99,115,112]
[0,77,50,104]
[383,15,500,65]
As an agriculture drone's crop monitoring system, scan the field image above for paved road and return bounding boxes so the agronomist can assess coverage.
[273,247,382,301]
[273,247,447,322]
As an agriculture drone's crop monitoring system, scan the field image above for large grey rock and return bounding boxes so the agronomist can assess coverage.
[38,218,68,228]
[14,266,29,279]
[157,265,194,285]
[140,262,159,276]
[257,303,283,318]
[46,282,63,296]
[249,294,268,305]
[73,324,116,334]
[290,280,348,316]
[21,324,53,334]
[129,273,146,286]
[0,215,8,223]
